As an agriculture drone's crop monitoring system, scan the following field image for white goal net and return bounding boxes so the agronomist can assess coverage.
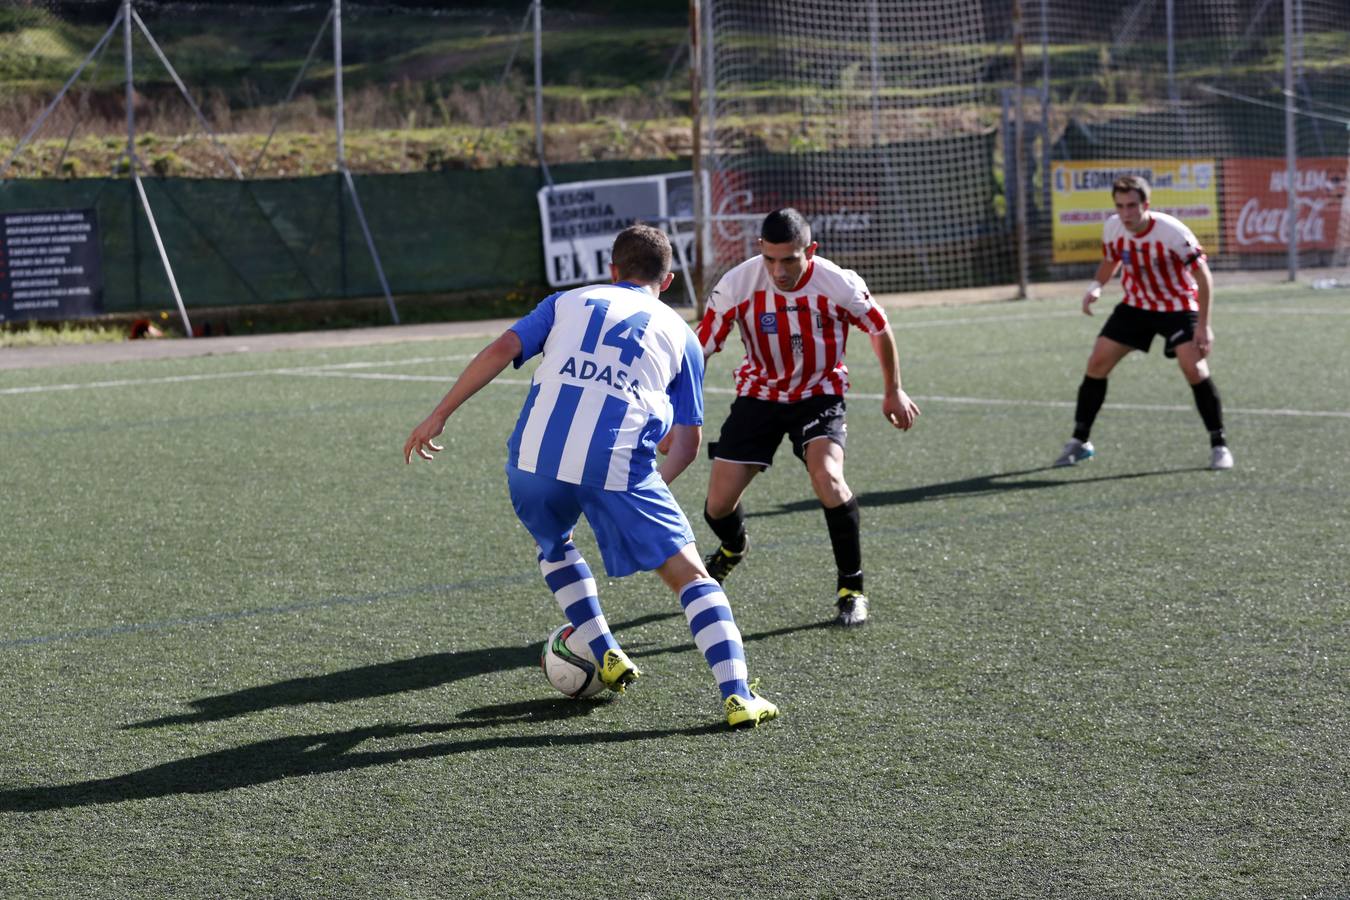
[698,0,1007,295]
[698,0,1350,296]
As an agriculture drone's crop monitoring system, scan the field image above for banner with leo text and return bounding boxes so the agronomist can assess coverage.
[1051,160,1220,263]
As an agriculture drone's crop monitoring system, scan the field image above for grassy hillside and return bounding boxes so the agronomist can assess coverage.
[0,3,693,175]
[5,3,1347,179]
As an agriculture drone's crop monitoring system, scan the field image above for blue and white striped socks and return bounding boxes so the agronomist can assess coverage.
[539,543,618,662]
[679,578,749,700]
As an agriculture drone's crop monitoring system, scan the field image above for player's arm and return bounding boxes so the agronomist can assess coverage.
[1192,257,1215,357]
[659,327,707,476]
[404,330,523,463]
[1083,259,1121,315]
[657,423,701,484]
[696,277,739,364]
[869,324,920,431]
[698,307,718,367]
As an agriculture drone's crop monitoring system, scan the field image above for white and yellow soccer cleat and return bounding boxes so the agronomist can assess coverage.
[725,681,780,729]
[834,588,869,627]
[598,648,642,693]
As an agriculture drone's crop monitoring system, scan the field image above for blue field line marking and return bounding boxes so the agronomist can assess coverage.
[0,573,536,650]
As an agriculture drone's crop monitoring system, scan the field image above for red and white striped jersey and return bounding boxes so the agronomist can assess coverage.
[1102,211,1206,312]
[696,254,889,402]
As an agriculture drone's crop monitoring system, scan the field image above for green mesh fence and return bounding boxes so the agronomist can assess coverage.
[0,159,685,313]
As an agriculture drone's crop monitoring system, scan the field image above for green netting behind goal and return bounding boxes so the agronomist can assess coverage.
[0,160,684,313]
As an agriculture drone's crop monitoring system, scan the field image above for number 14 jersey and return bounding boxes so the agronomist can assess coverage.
[507,282,705,491]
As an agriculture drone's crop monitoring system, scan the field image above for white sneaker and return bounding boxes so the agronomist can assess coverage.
[1053,439,1095,467]
[1209,445,1234,470]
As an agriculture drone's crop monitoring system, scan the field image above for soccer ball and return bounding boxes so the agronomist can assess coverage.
[540,624,606,699]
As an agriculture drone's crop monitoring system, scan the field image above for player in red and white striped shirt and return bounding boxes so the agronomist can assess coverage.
[1053,174,1233,470]
[693,208,920,626]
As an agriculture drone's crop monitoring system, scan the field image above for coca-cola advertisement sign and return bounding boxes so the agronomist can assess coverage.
[1222,158,1347,253]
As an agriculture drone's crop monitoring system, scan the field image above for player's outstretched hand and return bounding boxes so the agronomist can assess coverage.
[1082,287,1101,315]
[883,389,921,431]
[404,415,447,464]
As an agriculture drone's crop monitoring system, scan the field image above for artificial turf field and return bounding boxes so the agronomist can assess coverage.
[1,283,1346,898]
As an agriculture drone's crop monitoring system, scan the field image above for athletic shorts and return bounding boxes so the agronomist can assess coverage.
[506,465,695,579]
[1100,302,1198,359]
[707,394,847,469]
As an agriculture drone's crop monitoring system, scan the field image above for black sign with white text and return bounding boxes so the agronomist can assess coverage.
[0,208,104,322]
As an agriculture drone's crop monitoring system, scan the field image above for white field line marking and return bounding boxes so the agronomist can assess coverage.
[895,305,1350,330]
[1220,306,1350,315]
[292,368,1350,420]
[284,370,456,383]
[0,354,476,396]
[0,368,272,395]
[6,352,1348,420]
[899,311,1074,328]
[850,390,1350,419]
[4,305,1346,393]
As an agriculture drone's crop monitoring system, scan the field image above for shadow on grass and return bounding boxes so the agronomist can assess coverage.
[631,619,833,662]
[124,611,822,730]
[752,466,1206,518]
[6,615,818,809]
[0,705,727,811]
[124,611,683,730]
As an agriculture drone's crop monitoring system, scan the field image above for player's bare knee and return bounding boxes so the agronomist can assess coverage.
[704,494,738,520]
[1181,358,1210,384]
[1085,354,1121,379]
[809,468,849,505]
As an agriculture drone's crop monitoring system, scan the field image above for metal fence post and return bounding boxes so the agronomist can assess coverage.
[1283,0,1298,281]
[1012,0,1028,299]
[333,0,400,323]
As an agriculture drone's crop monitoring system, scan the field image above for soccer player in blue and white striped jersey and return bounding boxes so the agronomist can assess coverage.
[404,225,779,729]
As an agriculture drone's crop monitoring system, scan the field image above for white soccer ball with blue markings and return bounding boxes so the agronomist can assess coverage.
[540,624,606,698]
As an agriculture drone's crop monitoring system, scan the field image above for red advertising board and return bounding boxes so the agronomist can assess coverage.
[1222,157,1347,253]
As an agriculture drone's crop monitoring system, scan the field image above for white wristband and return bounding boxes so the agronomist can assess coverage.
[1087,280,1103,295]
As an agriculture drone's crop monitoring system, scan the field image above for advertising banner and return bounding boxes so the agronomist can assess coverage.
[0,208,104,322]
[1221,157,1347,253]
[1051,160,1220,263]
[538,172,695,287]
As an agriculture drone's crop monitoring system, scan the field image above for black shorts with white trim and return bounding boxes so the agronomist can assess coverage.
[707,394,847,469]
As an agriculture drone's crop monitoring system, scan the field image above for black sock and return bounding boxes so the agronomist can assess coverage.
[704,503,747,554]
[1072,376,1108,443]
[1190,378,1227,446]
[822,497,863,592]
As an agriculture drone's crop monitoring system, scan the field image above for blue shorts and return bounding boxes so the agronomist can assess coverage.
[506,466,695,578]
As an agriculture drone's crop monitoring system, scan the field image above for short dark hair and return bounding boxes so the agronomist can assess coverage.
[610,224,672,283]
[1112,174,1151,204]
[761,208,812,246]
